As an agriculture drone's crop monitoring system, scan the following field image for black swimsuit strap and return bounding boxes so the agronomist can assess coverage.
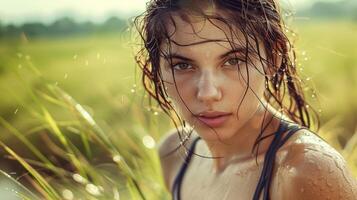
[253,120,308,200]
[172,135,201,200]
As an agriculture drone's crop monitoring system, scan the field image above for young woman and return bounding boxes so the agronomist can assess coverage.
[133,0,357,199]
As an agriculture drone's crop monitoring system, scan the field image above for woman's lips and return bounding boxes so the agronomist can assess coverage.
[196,114,232,127]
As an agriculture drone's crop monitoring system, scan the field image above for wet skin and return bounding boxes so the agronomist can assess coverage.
[157,12,357,200]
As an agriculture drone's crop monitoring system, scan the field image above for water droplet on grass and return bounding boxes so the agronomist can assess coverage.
[113,155,122,163]
[72,173,87,184]
[62,189,74,200]
[142,135,155,149]
[86,183,101,196]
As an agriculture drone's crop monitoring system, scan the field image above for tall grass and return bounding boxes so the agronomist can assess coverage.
[0,34,170,199]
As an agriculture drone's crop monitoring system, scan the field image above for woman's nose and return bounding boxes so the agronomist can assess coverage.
[196,71,222,103]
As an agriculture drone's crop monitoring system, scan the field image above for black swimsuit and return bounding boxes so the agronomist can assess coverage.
[171,120,307,200]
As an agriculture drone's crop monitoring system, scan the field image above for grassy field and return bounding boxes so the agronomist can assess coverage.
[0,20,356,199]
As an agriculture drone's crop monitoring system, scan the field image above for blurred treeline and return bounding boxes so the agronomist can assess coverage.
[297,0,357,20]
[0,16,127,38]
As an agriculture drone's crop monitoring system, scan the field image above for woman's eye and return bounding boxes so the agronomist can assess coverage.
[172,63,193,71]
[223,58,242,67]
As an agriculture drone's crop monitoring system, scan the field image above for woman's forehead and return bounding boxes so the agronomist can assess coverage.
[166,14,242,44]
[161,13,261,54]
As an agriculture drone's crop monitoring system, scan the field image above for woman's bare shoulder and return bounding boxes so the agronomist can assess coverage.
[157,127,198,191]
[273,129,357,200]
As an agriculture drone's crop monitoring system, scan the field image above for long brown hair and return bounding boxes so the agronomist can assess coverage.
[132,0,320,198]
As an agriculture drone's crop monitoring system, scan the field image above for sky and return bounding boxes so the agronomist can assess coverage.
[0,0,343,25]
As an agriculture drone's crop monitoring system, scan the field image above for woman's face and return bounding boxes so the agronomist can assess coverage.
[159,14,269,141]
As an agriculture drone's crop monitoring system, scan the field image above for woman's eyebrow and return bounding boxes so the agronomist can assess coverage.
[219,47,247,59]
[163,54,194,62]
[163,47,247,61]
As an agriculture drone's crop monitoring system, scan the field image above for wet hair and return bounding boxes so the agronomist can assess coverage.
[132,0,320,199]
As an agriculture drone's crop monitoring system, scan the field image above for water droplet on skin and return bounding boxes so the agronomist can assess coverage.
[307,159,315,165]
[235,171,241,176]
[300,187,304,192]
[328,166,334,174]
[326,180,333,188]
[312,179,318,186]
[308,180,313,185]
